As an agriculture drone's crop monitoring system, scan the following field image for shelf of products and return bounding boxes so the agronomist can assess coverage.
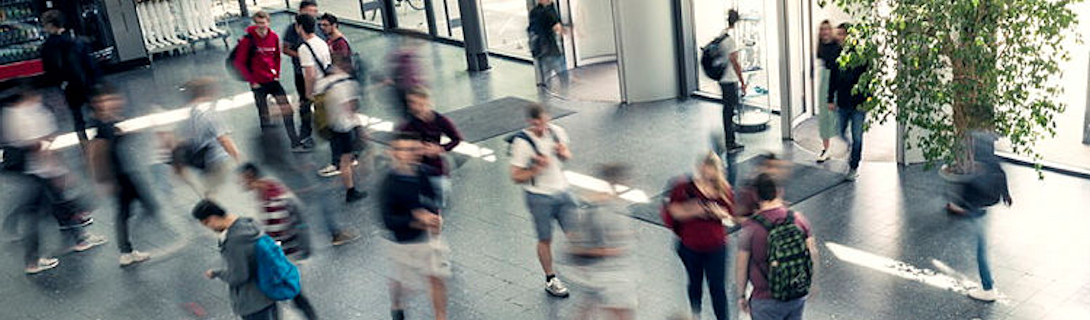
[0,0,43,82]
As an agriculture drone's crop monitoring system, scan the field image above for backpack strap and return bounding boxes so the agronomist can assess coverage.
[750,213,775,231]
[244,34,256,73]
[301,41,330,76]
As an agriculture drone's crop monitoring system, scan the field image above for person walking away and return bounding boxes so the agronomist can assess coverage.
[381,132,450,320]
[236,11,304,151]
[236,164,323,318]
[171,78,242,200]
[281,1,327,152]
[718,10,747,153]
[528,0,568,87]
[1,86,107,274]
[319,14,354,76]
[193,200,279,320]
[735,174,819,320]
[814,20,841,163]
[88,85,164,267]
[509,103,576,298]
[734,153,791,218]
[388,36,425,119]
[566,163,637,320]
[827,23,868,181]
[39,10,100,145]
[946,130,1012,302]
[661,152,737,320]
[397,87,462,208]
[312,55,368,203]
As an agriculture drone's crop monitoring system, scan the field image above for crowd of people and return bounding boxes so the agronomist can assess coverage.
[0,3,1015,320]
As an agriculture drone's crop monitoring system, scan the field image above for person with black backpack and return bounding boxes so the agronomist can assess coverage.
[528,0,568,87]
[702,9,746,153]
[39,10,101,146]
[735,173,818,320]
[232,11,304,153]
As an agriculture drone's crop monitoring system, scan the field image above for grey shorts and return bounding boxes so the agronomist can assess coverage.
[524,190,578,241]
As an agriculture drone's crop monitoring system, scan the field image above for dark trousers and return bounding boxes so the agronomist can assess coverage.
[115,174,159,253]
[720,82,740,147]
[837,107,866,169]
[241,304,279,320]
[17,175,87,264]
[292,71,314,142]
[253,81,301,146]
[64,87,90,142]
[291,292,318,320]
[677,243,728,320]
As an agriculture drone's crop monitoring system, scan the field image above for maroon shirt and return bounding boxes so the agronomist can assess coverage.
[397,111,462,175]
[739,207,812,300]
[327,36,352,73]
[661,176,734,252]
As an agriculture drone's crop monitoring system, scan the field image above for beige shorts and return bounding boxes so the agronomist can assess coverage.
[387,236,452,288]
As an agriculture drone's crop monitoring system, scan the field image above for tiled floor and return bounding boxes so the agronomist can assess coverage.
[2,13,1089,320]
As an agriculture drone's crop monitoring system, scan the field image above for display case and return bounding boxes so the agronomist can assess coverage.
[0,0,46,82]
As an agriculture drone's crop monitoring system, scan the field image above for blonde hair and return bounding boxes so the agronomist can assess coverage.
[699,151,732,199]
[252,11,270,21]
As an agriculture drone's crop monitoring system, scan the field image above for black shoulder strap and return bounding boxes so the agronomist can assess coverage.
[301,41,329,76]
[512,131,542,155]
[750,214,775,231]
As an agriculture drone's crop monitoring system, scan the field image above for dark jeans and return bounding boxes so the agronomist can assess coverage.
[837,107,866,169]
[677,243,728,320]
[292,71,314,142]
[17,175,88,264]
[720,82,740,147]
[253,81,300,146]
[241,304,279,320]
[115,174,160,253]
[291,291,318,320]
[64,86,90,142]
[750,297,805,320]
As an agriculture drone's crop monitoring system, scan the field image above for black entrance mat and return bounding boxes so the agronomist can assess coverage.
[445,96,576,143]
[628,156,847,227]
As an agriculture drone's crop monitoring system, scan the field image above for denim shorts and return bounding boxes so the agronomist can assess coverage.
[524,190,578,241]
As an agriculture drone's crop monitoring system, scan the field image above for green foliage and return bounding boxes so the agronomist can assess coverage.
[821,0,1082,171]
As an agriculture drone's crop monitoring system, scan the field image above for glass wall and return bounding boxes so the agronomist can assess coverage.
[481,0,531,57]
[570,0,616,64]
[692,0,777,111]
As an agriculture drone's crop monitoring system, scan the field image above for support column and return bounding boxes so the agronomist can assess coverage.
[382,0,399,30]
[673,0,697,98]
[424,0,439,36]
[238,0,249,18]
[613,0,678,103]
[459,0,490,71]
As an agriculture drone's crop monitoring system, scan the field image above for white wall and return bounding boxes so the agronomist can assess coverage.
[572,0,617,61]
[614,0,679,103]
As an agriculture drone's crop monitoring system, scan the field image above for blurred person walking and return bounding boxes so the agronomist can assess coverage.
[381,132,450,320]
[397,87,462,208]
[388,37,425,119]
[509,103,576,298]
[281,1,327,152]
[234,11,303,150]
[946,130,1012,302]
[827,23,868,181]
[528,0,568,87]
[1,86,106,274]
[566,163,637,320]
[87,84,164,267]
[193,200,280,320]
[814,20,841,163]
[39,10,101,145]
[735,174,818,320]
[312,55,369,204]
[171,78,242,200]
[662,152,738,320]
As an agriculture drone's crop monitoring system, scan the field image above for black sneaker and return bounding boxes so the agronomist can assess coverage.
[301,137,316,149]
[346,189,368,203]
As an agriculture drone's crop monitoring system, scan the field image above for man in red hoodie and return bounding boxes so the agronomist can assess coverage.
[235,11,303,150]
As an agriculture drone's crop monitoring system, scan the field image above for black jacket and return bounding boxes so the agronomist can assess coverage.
[380,166,439,243]
[40,33,99,92]
[828,62,867,111]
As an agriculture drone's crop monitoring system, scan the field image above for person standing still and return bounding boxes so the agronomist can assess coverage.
[509,104,576,298]
[39,10,100,145]
[319,14,354,76]
[719,9,746,153]
[528,0,568,87]
[814,20,841,163]
[827,23,867,181]
[281,1,327,152]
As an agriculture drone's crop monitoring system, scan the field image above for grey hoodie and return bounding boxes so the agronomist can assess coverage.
[211,217,275,316]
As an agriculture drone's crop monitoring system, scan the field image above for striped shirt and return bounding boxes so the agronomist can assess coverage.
[256,180,305,258]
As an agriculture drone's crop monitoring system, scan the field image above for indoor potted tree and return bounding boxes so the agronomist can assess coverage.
[821,0,1083,177]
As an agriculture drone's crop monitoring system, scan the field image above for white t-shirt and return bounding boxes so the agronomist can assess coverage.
[509,124,570,195]
[314,73,360,132]
[299,36,332,77]
[719,34,740,84]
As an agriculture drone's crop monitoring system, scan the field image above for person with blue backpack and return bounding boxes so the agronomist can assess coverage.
[194,200,317,320]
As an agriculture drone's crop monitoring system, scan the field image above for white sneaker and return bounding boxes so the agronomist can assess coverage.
[816,149,830,163]
[120,251,151,267]
[968,288,998,302]
[25,258,59,274]
[545,277,570,298]
[845,169,859,181]
[72,234,108,252]
[317,165,341,177]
